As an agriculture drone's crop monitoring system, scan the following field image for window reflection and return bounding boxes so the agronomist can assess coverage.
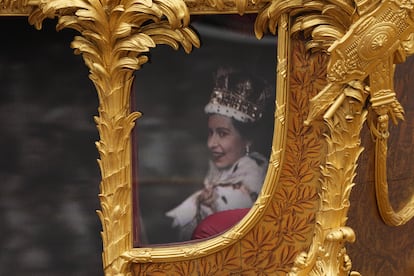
[133,15,276,245]
[166,68,273,240]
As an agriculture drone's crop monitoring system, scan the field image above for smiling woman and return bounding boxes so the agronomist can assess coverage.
[132,15,277,245]
[165,68,273,241]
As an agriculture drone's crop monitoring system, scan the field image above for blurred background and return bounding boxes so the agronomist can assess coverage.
[0,17,102,275]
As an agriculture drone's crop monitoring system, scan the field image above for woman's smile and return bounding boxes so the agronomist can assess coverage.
[207,114,249,169]
[210,151,225,161]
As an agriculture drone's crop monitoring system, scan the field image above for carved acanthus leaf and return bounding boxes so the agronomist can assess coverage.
[255,0,356,46]
[27,0,200,273]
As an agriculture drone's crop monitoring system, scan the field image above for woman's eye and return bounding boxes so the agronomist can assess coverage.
[218,131,228,138]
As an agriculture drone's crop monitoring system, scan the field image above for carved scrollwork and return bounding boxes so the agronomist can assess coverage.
[4,0,414,275]
[271,0,414,275]
[367,61,414,226]
[358,2,414,228]
[185,0,271,14]
[289,80,369,276]
[27,0,199,273]
[0,0,33,14]
[303,1,414,125]
[288,0,414,230]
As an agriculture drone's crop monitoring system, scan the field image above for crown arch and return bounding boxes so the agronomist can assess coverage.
[1,0,414,275]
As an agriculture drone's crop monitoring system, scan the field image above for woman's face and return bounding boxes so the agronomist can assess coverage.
[207,114,249,169]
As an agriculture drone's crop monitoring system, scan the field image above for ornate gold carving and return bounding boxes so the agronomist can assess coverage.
[0,0,33,15]
[350,1,414,228]
[1,0,271,15]
[273,6,366,274]
[367,53,414,226]
[121,27,323,275]
[22,1,294,274]
[128,14,290,273]
[287,0,414,274]
[0,1,338,274]
[127,14,324,275]
[290,80,369,276]
[347,55,414,274]
[370,112,414,226]
[305,0,414,124]
[273,36,325,275]
[27,0,199,274]
[4,0,414,275]
[186,0,270,14]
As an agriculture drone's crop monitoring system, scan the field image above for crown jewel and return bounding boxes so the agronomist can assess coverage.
[204,68,269,123]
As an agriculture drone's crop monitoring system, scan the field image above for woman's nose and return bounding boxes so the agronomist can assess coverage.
[207,133,218,149]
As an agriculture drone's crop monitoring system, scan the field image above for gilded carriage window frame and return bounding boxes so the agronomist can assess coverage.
[3,1,290,273]
[4,0,414,275]
[122,8,290,264]
[131,16,279,246]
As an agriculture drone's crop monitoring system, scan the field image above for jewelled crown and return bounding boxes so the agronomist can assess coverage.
[204,68,271,123]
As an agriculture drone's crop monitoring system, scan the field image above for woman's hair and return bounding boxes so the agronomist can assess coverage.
[231,118,256,142]
[232,114,273,157]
